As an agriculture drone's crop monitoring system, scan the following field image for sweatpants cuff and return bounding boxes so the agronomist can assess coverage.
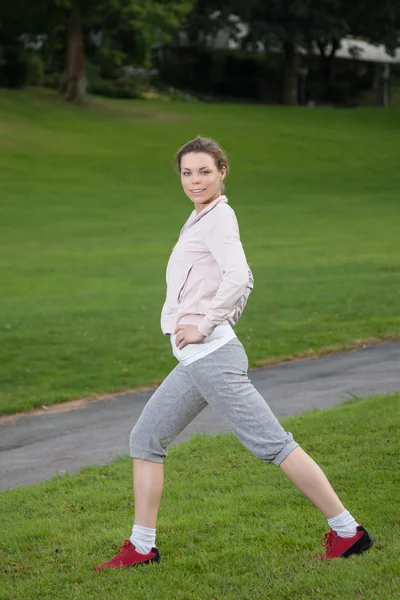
[271,440,299,466]
[129,445,164,464]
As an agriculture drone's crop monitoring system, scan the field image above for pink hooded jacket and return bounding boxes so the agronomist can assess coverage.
[161,195,254,338]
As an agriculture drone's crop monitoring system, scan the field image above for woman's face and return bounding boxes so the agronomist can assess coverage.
[180,152,226,214]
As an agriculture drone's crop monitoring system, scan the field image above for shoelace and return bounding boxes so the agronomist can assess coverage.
[320,530,337,554]
[116,540,133,557]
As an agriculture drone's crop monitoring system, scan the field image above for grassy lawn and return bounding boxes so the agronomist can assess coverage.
[1,89,400,415]
[1,392,399,599]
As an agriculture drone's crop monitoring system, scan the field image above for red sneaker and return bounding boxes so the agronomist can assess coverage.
[93,540,160,571]
[316,525,374,560]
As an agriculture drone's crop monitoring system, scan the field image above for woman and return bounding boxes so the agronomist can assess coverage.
[94,136,373,570]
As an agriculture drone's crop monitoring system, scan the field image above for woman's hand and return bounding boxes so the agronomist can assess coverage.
[174,325,206,350]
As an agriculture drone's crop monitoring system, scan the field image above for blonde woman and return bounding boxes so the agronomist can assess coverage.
[94,137,373,570]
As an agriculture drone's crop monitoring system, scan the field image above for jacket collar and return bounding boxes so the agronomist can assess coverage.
[179,195,228,237]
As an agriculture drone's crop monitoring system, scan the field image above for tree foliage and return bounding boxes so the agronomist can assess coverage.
[185,0,400,104]
[1,0,399,103]
[0,0,194,100]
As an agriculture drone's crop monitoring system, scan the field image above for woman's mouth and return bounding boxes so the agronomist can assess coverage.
[191,189,205,194]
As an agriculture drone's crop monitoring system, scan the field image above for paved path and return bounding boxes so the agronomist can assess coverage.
[1,341,399,491]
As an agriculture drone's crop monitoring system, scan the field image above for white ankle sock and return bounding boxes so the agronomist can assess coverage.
[130,524,156,555]
[327,509,358,538]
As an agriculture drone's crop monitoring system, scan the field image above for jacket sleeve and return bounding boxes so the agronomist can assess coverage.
[197,207,251,338]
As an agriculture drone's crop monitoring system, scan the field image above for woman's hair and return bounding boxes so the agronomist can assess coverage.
[174,136,229,191]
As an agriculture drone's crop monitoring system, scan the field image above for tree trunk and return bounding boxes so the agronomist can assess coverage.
[317,39,339,101]
[65,5,87,102]
[282,41,299,105]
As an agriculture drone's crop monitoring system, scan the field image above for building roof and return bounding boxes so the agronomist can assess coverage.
[332,38,400,64]
[209,17,400,64]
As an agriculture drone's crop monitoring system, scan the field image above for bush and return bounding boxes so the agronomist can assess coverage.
[43,72,63,90]
[145,84,199,102]
[85,60,102,83]
[0,46,29,88]
[154,46,283,103]
[306,74,354,105]
[326,81,352,103]
[164,87,199,102]
[88,77,142,99]
[26,53,45,86]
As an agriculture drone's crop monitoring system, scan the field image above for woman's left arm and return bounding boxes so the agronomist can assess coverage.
[197,208,252,338]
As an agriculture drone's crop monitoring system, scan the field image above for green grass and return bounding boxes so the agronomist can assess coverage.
[1,392,399,599]
[1,88,400,415]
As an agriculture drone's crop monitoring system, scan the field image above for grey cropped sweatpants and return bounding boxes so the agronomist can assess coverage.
[129,337,298,466]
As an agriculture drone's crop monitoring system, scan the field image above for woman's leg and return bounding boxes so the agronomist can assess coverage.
[133,459,164,529]
[93,363,208,569]
[278,447,374,559]
[187,338,299,467]
[279,446,344,518]
[187,340,344,514]
[187,338,373,558]
[129,362,207,531]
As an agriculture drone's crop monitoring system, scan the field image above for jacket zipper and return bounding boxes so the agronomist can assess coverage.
[177,265,193,303]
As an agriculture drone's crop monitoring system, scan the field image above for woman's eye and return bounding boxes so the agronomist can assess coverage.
[182,171,210,176]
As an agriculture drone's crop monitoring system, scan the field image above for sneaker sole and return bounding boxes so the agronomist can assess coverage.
[93,557,160,571]
[132,556,161,567]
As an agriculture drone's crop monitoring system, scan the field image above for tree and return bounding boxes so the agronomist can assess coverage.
[310,1,400,96]
[0,1,45,87]
[1,0,194,101]
[221,0,352,105]
[185,0,400,104]
[60,0,196,101]
[182,0,348,104]
[183,0,227,45]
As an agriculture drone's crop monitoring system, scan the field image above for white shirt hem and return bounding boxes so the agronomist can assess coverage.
[170,325,237,366]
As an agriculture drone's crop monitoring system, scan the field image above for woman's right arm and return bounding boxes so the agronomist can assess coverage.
[198,207,252,338]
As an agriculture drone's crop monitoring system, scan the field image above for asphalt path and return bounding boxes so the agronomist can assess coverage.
[0,341,399,491]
